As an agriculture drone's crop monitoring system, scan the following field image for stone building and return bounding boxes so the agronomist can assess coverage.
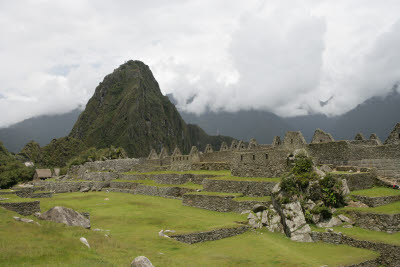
[311,129,334,144]
[34,169,52,180]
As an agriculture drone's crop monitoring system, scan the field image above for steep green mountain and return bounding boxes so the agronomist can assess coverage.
[70,60,234,157]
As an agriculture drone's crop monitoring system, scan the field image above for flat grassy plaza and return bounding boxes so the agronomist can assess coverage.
[0,191,379,266]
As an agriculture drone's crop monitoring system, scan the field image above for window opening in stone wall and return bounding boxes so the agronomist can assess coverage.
[240,155,243,161]
[398,133,400,139]
[253,155,255,160]
[291,139,293,144]
[265,154,268,159]
[320,140,323,143]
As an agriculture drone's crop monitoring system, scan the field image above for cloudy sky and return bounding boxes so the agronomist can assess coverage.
[1,0,400,127]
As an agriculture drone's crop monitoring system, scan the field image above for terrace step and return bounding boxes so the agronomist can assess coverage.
[202,178,278,196]
[182,192,271,213]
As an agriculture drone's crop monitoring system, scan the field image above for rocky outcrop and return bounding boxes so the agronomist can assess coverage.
[39,206,90,229]
[278,201,312,242]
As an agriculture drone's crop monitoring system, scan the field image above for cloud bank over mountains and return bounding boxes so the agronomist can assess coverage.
[0,0,400,127]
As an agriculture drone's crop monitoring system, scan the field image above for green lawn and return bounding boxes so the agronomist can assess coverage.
[0,192,379,266]
[351,187,400,197]
[112,179,203,190]
[233,196,271,202]
[341,201,400,214]
[185,191,243,197]
[123,170,231,176]
[313,226,400,246]
[207,176,281,182]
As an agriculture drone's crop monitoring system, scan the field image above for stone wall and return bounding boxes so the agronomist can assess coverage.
[182,194,238,212]
[231,149,290,178]
[0,191,15,195]
[118,173,215,185]
[282,131,307,150]
[348,158,400,179]
[311,231,400,266]
[346,211,400,233]
[182,193,271,213]
[68,158,142,176]
[0,201,40,215]
[202,179,277,196]
[199,151,235,163]
[81,171,119,181]
[330,173,377,191]
[171,226,249,244]
[191,162,230,171]
[108,182,194,198]
[34,181,110,193]
[352,194,400,207]
[311,129,334,144]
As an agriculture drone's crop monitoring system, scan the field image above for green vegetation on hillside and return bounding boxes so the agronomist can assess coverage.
[0,141,34,189]
[69,60,234,157]
[0,192,378,266]
[341,201,400,214]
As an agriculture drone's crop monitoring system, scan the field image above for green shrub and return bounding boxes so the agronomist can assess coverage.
[292,156,313,175]
[311,205,332,220]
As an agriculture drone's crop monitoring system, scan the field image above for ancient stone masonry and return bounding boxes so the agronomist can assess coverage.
[172,147,182,156]
[159,147,169,159]
[352,194,400,207]
[384,122,400,145]
[202,179,277,196]
[148,149,159,160]
[355,133,366,141]
[248,138,259,149]
[0,201,40,216]
[330,172,377,191]
[230,140,238,150]
[282,131,307,150]
[219,141,229,151]
[311,231,400,266]
[311,129,335,144]
[204,144,213,153]
[171,226,250,244]
[369,133,382,145]
[346,211,400,233]
[236,140,247,150]
[272,136,281,147]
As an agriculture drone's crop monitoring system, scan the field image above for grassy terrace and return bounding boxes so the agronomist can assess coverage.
[0,192,379,266]
[112,179,203,190]
[350,187,400,197]
[123,170,231,176]
[207,176,281,182]
[340,201,400,214]
[312,226,400,246]
[329,171,362,175]
[233,196,271,202]
[185,191,243,197]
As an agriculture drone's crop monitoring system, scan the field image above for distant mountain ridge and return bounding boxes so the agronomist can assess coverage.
[1,75,399,153]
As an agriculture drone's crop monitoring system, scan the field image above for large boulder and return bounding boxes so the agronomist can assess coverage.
[131,256,154,267]
[316,216,342,228]
[280,202,312,242]
[39,206,90,229]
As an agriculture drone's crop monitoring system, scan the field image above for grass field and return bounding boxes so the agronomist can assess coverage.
[0,192,380,266]
[341,201,400,214]
[112,179,203,190]
[123,170,231,176]
[351,187,400,197]
[206,176,281,182]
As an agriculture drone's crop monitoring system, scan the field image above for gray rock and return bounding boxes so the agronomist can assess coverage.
[131,256,154,267]
[326,228,334,233]
[80,237,90,248]
[80,187,90,193]
[313,166,326,178]
[320,165,332,173]
[340,179,350,196]
[338,214,353,224]
[317,216,342,228]
[20,218,34,223]
[281,202,312,242]
[272,183,281,194]
[312,214,321,224]
[304,199,316,210]
[39,206,90,229]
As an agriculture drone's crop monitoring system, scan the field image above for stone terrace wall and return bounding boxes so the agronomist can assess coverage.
[182,193,271,213]
[34,181,110,193]
[346,211,400,233]
[182,194,237,212]
[118,173,214,185]
[348,158,400,179]
[0,201,40,215]
[191,162,230,171]
[231,149,290,178]
[330,173,377,191]
[107,183,194,198]
[199,151,235,163]
[171,226,249,244]
[311,231,400,266]
[69,158,142,176]
[81,171,119,181]
[202,179,277,196]
[353,195,400,207]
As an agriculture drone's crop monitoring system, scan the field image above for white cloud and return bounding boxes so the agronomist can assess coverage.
[0,0,400,126]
